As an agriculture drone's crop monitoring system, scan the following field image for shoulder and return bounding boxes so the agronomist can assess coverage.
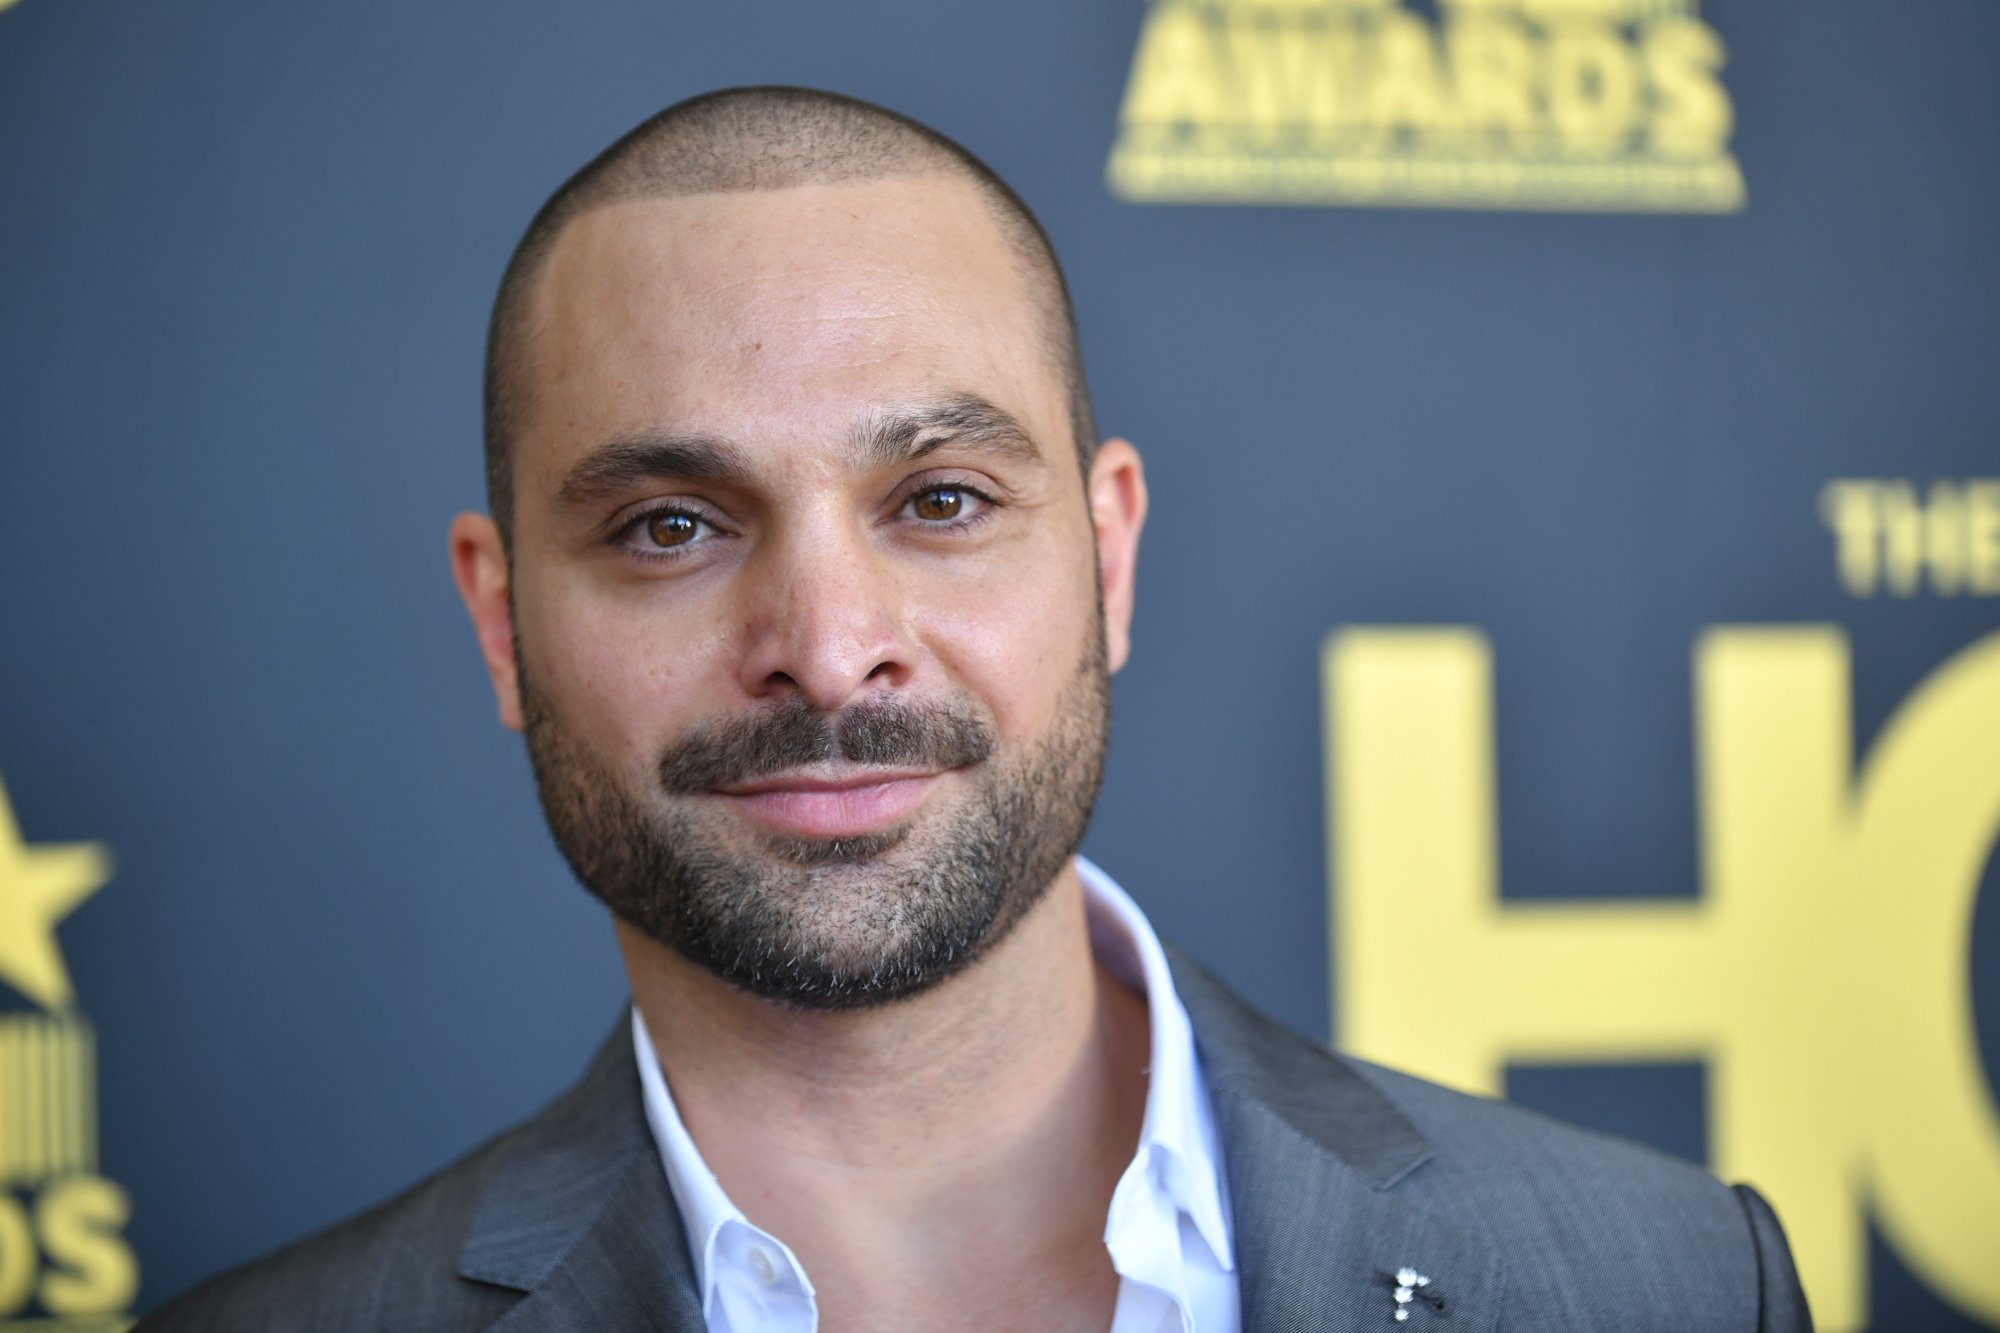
[1176,942,1761,1227]
[1350,1053,1742,1225]
[1339,1058,1808,1327]
[1175,947,1741,1216]
[1168,948,1809,1327]
[134,1129,521,1333]
[1352,1054,1724,1201]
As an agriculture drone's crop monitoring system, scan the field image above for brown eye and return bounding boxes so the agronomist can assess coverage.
[646,512,700,547]
[912,488,964,522]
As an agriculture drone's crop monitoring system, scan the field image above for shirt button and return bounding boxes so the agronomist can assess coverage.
[748,1245,781,1288]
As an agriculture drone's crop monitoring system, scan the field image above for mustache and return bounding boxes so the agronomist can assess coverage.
[657,695,997,795]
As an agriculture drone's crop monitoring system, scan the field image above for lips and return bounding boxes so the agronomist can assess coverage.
[711,769,943,839]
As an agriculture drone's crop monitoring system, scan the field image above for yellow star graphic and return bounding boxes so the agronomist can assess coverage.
[0,774,111,1011]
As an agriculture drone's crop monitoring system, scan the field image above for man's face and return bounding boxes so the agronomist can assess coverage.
[454,175,1146,1007]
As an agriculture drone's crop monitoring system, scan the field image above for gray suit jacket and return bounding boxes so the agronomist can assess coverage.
[140,952,1811,1331]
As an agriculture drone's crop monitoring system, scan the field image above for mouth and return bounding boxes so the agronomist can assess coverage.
[710,768,946,840]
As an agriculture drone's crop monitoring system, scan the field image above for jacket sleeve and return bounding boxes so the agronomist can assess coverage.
[1733,1184,1813,1332]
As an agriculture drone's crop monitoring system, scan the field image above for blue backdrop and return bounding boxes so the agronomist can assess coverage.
[1,1,1995,1327]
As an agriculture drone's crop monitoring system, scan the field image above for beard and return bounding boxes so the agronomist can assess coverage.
[519,631,1110,1010]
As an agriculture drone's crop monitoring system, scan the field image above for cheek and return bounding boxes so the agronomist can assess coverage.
[910,526,1100,738]
[513,567,730,762]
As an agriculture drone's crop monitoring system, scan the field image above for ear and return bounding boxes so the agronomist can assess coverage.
[1086,438,1148,673]
[449,512,524,732]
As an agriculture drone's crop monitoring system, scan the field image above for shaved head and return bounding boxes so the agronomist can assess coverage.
[483,85,1096,544]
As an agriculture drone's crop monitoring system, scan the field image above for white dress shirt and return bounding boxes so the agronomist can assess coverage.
[630,856,1240,1333]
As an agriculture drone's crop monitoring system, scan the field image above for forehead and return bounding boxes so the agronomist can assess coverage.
[516,176,1059,476]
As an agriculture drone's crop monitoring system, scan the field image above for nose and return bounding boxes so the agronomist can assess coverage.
[734,526,916,711]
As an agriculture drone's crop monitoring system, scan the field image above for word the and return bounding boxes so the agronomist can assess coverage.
[1821,479,2000,597]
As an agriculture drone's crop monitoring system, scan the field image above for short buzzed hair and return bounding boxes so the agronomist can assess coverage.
[482,85,1097,544]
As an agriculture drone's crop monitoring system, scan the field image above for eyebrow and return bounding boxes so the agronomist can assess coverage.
[555,393,1044,509]
[851,394,1045,470]
[556,432,753,507]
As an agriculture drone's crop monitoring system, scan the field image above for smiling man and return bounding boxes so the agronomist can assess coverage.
[139,87,1810,1331]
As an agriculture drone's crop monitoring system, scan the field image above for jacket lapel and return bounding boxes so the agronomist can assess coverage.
[457,1021,706,1331]
[1170,950,1505,1333]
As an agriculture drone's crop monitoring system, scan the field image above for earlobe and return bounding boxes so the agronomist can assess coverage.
[448,512,524,732]
[1087,439,1148,674]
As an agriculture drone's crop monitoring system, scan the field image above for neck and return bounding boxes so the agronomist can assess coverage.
[618,862,1150,1328]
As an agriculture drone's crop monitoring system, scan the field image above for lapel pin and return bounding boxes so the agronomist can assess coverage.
[1386,1267,1445,1322]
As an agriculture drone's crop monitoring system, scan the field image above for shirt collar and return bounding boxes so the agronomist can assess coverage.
[630,1007,814,1321]
[1075,856,1236,1277]
[629,854,1235,1306]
